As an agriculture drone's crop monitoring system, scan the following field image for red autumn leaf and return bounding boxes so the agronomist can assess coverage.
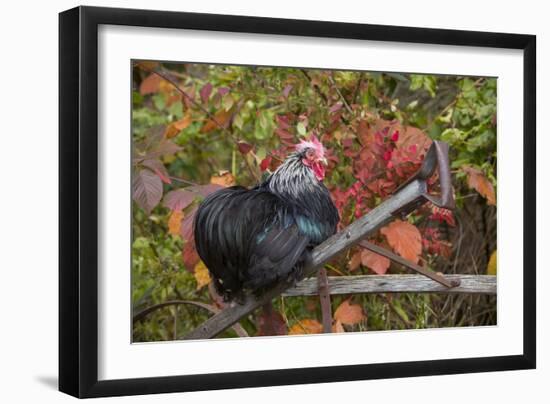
[180,206,198,242]
[132,169,163,213]
[342,138,354,148]
[462,166,496,205]
[187,183,224,197]
[139,73,161,95]
[181,86,196,109]
[237,141,253,154]
[276,115,291,130]
[257,307,287,336]
[141,139,183,160]
[182,241,200,272]
[356,120,371,145]
[260,156,272,171]
[380,219,422,263]
[218,87,229,96]
[334,299,366,325]
[360,248,390,275]
[374,131,384,145]
[343,148,358,158]
[396,126,432,154]
[429,205,456,226]
[141,159,171,184]
[199,83,213,104]
[329,102,343,114]
[275,128,294,141]
[282,84,293,98]
[163,189,195,211]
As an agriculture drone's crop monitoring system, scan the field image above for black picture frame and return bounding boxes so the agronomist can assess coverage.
[59,5,536,398]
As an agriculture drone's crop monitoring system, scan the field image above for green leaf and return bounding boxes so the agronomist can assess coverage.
[222,93,234,111]
[410,75,423,91]
[256,146,267,161]
[168,100,183,119]
[152,93,166,110]
[254,110,274,140]
[423,76,437,97]
[133,91,144,105]
[440,128,466,145]
[233,113,244,130]
[296,121,307,136]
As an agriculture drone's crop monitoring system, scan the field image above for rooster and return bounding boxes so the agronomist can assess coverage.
[194,135,339,302]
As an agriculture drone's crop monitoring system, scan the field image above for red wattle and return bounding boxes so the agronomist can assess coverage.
[302,158,325,180]
[312,161,325,181]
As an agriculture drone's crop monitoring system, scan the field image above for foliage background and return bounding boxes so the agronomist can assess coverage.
[131,61,497,342]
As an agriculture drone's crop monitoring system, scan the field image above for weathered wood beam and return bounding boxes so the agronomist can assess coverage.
[283,274,496,296]
[183,178,428,340]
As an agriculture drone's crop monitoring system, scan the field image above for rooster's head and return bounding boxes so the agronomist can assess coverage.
[296,135,327,181]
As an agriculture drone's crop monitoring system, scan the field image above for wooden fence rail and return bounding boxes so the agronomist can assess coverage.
[283,274,496,296]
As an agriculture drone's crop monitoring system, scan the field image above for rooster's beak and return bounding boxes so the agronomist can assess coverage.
[319,157,328,166]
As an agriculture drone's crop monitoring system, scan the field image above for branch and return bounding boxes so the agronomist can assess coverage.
[329,72,353,115]
[283,275,496,296]
[300,69,328,103]
[183,177,427,340]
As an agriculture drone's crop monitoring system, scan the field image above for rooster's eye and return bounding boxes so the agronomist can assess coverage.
[305,149,316,160]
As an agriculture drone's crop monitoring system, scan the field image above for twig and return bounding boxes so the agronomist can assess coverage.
[300,69,328,103]
[169,176,200,187]
[329,73,354,115]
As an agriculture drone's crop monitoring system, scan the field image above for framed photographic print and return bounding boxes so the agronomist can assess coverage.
[59,6,536,398]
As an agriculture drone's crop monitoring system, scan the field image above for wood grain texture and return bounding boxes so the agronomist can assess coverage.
[283,275,496,296]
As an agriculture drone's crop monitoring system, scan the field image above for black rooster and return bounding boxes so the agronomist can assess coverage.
[194,136,339,301]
